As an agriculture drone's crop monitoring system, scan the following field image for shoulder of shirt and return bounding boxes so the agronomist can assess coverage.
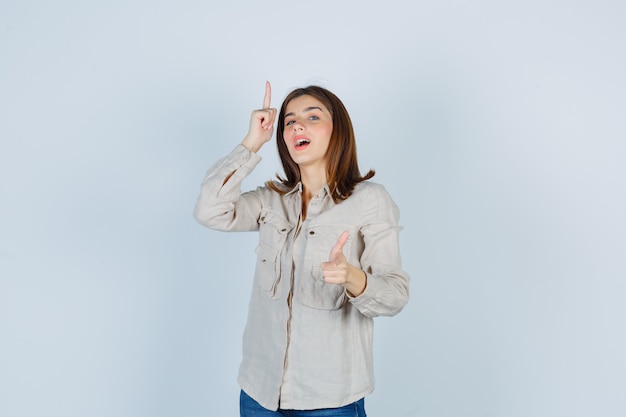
[352,180,391,198]
[254,180,294,196]
[347,181,397,210]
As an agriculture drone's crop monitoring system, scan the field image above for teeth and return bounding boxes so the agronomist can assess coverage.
[296,139,310,146]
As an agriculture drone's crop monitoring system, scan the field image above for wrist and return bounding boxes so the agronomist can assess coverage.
[346,267,367,297]
[241,137,261,153]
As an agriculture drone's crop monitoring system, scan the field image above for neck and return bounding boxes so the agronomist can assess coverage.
[300,164,327,200]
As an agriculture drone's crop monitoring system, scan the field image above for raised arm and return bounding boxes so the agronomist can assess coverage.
[193,82,277,231]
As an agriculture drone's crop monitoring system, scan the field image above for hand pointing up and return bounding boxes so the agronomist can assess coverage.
[242,81,277,153]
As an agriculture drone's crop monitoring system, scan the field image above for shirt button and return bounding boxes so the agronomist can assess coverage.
[309,231,315,235]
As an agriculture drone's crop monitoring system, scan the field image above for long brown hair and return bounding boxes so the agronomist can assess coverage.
[268,86,375,202]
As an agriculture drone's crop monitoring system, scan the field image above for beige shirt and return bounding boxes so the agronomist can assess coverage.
[194,145,410,411]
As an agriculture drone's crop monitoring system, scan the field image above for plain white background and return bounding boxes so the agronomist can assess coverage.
[1,0,625,416]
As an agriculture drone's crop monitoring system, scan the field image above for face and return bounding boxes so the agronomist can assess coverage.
[282,95,333,170]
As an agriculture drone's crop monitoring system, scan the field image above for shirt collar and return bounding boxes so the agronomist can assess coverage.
[285,182,302,196]
[285,182,332,198]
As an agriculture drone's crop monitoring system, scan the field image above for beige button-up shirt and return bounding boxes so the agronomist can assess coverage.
[194,145,410,411]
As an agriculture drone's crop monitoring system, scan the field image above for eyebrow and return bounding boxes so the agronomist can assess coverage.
[284,106,324,119]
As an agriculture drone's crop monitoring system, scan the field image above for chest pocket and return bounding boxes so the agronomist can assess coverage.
[298,224,357,310]
[255,210,293,299]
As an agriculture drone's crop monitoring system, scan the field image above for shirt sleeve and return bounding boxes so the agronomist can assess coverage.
[193,144,264,232]
[348,184,410,317]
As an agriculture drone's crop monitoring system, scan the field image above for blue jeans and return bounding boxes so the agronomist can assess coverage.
[240,390,367,417]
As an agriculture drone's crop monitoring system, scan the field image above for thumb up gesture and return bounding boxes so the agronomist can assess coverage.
[321,231,367,297]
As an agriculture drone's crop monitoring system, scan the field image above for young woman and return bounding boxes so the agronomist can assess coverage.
[194,82,409,416]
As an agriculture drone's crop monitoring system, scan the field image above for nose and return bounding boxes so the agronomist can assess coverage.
[292,120,304,131]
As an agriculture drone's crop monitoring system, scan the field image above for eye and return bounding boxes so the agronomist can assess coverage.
[309,115,319,121]
[285,120,295,126]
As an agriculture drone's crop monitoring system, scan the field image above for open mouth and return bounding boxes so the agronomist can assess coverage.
[294,138,311,149]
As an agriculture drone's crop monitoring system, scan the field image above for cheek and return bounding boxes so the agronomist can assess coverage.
[283,136,295,155]
[282,127,294,142]
[324,122,333,137]
[322,126,333,146]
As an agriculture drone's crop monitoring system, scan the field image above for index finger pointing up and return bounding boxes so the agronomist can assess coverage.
[330,231,350,261]
[263,81,272,109]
